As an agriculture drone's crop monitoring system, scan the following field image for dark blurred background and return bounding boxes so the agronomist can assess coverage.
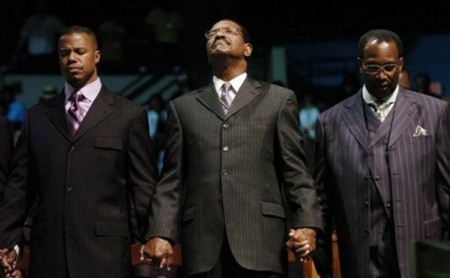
[1,1,449,116]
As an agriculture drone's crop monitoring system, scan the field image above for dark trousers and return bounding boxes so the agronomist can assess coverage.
[369,224,400,277]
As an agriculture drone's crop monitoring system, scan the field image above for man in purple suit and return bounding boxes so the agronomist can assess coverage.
[313,29,450,277]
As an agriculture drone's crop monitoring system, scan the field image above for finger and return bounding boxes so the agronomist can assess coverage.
[140,245,146,261]
[288,229,295,237]
[159,257,167,269]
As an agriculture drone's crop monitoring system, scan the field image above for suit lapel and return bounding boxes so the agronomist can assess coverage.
[46,92,72,140]
[196,78,262,120]
[196,84,226,119]
[73,88,114,140]
[368,89,417,148]
[387,90,417,148]
[225,78,261,117]
[342,91,369,152]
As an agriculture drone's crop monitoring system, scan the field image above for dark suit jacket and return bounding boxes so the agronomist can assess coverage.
[0,86,159,278]
[314,88,450,277]
[0,115,14,201]
[147,78,323,276]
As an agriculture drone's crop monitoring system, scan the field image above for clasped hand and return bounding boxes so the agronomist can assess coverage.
[0,248,22,278]
[139,237,173,270]
[286,228,317,263]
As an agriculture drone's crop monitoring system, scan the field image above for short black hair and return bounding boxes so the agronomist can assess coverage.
[357,29,403,59]
[60,25,98,49]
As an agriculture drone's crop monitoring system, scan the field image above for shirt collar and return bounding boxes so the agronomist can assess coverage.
[65,77,102,102]
[213,72,247,94]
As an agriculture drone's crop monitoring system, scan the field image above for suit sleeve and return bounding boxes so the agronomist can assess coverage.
[0,116,13,190]
[277,90,323,230]
[146,101,182,242]
[126,107,160,242]
[436,102,450,239]
[311,114,334,277]
[0,113,29,248]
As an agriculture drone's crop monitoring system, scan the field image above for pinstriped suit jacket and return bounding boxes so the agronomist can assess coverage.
[314,88,450,277]
[0,86,159,278]
[147,78,323,276]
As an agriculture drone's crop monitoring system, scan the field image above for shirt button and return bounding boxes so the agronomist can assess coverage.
[223,123,229,128]
[66,187,72,192]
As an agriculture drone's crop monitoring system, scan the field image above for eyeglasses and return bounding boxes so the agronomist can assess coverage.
[205,27,241,40]
[362,63,399,75]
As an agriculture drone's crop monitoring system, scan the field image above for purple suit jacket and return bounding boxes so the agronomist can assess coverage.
[314,88,450,277]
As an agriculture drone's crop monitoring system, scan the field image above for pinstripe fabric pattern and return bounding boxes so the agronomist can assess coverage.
[0,87,159,278]
[314,88,450,278]
[148,78,323,276]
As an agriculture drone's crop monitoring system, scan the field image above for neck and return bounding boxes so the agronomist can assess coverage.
[211,59,247,81]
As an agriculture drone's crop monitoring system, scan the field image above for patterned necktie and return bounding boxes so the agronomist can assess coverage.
[219,82,232,114]
[369,101,393,122]
[67,90,86,135]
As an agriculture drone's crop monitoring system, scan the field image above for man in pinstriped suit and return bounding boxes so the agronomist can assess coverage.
[313,29,450,277]
[0,26,159,277]
[142,19,323,277]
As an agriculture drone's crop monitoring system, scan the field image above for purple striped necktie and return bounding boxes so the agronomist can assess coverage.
[67,90,86,135]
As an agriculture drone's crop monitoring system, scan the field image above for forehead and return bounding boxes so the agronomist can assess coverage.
[363,40,399,60]
[59,32,95,48]
[211,20,240,30]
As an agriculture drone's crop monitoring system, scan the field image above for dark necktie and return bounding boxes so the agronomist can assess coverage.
[219,83,232,114]
[67,90,86,135]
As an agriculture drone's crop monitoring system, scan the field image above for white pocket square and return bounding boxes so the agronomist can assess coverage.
[413,125,428,137]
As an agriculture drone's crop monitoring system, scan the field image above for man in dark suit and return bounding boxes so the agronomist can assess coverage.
[0,115,14,275]
[0,25,159,277]
[0,115,13,198]
[141,19,323,277]
[313,29,450,277]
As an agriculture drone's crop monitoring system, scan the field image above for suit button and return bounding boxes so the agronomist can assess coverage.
[386,203,392,209]
[223,146,229,151]
[223,170,229,176]
[218,194,223,201]
[70,146,75,153]
[364,200,369,208]
[66,187,72,192]
[223,123,229,128]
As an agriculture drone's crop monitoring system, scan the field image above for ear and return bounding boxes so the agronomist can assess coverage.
[244,43,253,57]
[95,50,101,64]
[357,57,363,73]
[398,57,404,69]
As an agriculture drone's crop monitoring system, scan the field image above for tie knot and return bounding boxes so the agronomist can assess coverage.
[70,90,84,103]
[222,82,231,92]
